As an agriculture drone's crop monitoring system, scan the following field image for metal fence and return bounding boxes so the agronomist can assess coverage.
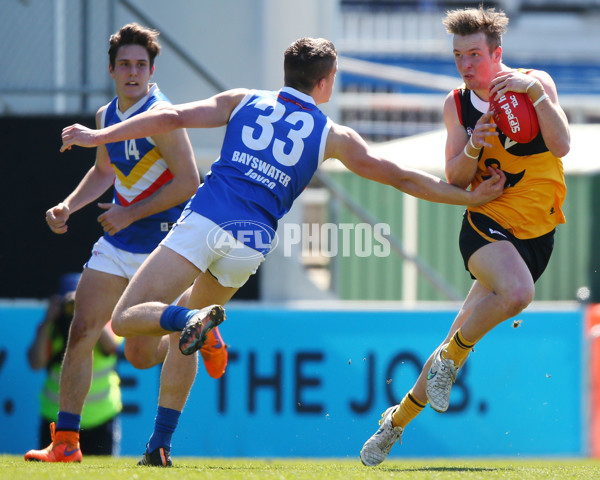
[0,0,116,115]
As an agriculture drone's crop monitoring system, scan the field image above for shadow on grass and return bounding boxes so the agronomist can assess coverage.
[386,466,508,473]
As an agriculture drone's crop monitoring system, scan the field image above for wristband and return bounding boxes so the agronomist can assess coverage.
[533,93,549,107]
[463,144,479,159]
[469,136,481,151]
[525,79,537,92]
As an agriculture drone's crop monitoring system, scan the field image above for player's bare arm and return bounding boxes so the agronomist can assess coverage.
[60,89,249,151]
[443,94,497,188]
[490,69,570,157]
[46,107,116,234]
[97,105,200,235]
[325,123,505,207]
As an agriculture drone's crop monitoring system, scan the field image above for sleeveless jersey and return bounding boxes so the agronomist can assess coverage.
[189,87,332,254]
[101,84,186,253]
[453,77,566,239]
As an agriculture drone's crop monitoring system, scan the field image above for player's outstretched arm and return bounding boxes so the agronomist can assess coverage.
[96,112,200,236]
[61,88,250,152]
[325,123,505,207]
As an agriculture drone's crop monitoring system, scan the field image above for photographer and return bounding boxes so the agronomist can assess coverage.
[28,273,122,455]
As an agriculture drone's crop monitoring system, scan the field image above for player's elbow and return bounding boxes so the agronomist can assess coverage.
[550,140,570,159]
[182,176,200,199]
[445,172,470,190]
[174,171,200,200]
[160,106,186,130]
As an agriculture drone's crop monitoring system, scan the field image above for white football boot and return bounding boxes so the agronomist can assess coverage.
[426,344,459,413]
[360,406,403,466]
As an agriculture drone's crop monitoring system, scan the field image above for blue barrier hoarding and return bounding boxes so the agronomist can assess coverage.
[0,302,585,458]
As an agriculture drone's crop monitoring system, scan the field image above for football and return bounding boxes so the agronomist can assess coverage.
[490,91,539,143]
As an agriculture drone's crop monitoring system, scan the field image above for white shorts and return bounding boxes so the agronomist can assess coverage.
[85,236,149,280]
[161,209,265,288]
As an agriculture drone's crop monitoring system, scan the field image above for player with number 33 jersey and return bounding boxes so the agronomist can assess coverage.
[190,87,331,254]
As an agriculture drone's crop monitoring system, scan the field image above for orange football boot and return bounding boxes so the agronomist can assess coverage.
[25,422,82,462]
[199,325,228,379]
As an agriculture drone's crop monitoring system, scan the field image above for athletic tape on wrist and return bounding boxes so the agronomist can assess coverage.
[533,93,549,107]
[463,144,479,159]
[526,79,537,92]
[469,136,481,151]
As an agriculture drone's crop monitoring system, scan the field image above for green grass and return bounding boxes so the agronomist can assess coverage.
[2,455,600,479]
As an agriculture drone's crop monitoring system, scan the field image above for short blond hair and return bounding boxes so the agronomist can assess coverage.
[443,6,509,52]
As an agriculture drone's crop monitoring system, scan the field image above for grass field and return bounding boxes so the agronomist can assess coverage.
[2,455,600,479]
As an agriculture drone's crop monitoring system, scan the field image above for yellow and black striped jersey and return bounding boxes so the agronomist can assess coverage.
[453,84,566,239]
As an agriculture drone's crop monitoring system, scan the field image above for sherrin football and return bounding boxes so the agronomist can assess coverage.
[490,91,539,144]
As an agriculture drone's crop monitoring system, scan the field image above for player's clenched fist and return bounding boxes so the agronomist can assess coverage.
[61,123,99,152]
[46,202,70,234]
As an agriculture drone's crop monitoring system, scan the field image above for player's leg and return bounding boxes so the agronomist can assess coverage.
[112,245,201,337]
[137,211,262,466]
[177,270,238,356]
[155,211,261,357]
[139,271,238,467]
[426,240,534,413]
[360,280,489,466]
[62,269,128,413]
[124,282,228,376]
[459,240,534,343]
[179,282,229,379]
[411,279,490,404]
[107,245,197,468]
[124,335,169,369]
[25,267,127,462]
[137,332,195,467]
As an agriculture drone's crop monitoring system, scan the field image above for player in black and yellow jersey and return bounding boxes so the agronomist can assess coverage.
[361,5,569,466]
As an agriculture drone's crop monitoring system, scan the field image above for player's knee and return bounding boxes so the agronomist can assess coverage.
[68,314,105,348]
[503,284,534,318]
[110,307,128,337]
[124,341,159,369]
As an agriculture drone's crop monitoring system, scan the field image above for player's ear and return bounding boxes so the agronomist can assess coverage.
[150,64,155,76]
[493,46,502,63]
[318,76,327,91]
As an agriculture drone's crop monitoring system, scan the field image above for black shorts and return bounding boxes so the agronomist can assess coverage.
[459,211,555,282]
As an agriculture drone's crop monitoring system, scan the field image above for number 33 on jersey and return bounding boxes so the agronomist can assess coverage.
[189,86,332,253]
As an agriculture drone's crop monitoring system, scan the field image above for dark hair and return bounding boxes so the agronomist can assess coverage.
[108,23,161,68]
[284,37,337,93]
[442,5,509,52]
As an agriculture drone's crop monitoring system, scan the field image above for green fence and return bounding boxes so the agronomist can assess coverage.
[328,171,591,301]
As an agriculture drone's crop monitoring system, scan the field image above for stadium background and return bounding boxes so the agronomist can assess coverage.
[1,0,600,459]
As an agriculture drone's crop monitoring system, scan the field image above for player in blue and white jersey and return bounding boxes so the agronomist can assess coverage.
[26,24,226,466]
[60,37,506,462]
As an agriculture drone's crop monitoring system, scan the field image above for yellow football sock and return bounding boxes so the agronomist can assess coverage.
[391,391,427,429]
[445,328,475,367]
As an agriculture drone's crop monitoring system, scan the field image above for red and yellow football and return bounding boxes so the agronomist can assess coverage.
[490,91,539,143]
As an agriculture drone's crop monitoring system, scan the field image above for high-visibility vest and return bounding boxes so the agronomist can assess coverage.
[40,331,122,429]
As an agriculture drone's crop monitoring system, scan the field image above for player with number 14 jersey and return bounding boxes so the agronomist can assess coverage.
[102,84,187,253]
